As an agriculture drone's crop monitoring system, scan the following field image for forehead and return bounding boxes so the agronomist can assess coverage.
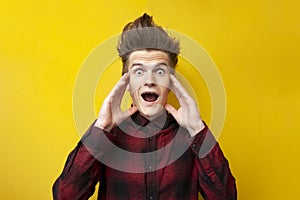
[128,50,170,66]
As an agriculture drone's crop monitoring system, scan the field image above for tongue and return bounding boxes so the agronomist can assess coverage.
[143,94,157,102]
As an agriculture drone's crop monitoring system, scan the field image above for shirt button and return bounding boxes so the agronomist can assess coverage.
[149,196,153,200]
[148,165,152,170]
[192,143,197,148]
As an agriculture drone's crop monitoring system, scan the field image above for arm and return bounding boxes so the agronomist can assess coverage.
[94,73,138,131]
[191,125,237,199]
[53,74,137,199]
[165,75,237,199]
[52,123,104,200]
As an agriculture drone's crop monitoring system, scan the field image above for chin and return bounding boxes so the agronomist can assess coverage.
[140,105,164,119]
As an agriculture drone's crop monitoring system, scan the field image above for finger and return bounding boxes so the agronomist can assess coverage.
[111,74,136,123]
[116,106,138,125]
[108,74,130,106]
[101,74,129,122]
[115,73,130,96]
[169,75,188,106]
[107,73,129,99]
[170,75,194,104]
[165,104,178,120]
[170,75,190,99]
[113,82,129,107]
[126,106,138,117]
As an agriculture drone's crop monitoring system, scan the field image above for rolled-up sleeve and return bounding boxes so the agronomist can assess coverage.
[190,124,237,200]
[52,121,114,200]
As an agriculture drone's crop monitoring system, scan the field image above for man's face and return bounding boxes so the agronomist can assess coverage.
[127,50,171,119]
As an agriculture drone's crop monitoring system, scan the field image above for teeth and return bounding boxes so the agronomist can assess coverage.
[141,92,158,96]
[141,92,159,102]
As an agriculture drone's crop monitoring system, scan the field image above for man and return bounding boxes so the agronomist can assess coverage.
[53,13,237,200]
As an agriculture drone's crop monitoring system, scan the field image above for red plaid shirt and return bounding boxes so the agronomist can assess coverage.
[53,112,236,200]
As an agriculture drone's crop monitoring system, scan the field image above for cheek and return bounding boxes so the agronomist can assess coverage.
[156,76,170,88]
[129,79,141,95]
[161,88,170,98]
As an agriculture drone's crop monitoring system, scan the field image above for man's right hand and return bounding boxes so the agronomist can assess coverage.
[94,73,138,132]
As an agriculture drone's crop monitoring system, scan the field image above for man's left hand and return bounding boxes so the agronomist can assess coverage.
[165,74,205,137]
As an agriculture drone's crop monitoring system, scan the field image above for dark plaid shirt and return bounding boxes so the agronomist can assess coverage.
[53,112,236,200]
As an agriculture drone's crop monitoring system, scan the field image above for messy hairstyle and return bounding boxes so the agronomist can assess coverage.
[117,13,180,75]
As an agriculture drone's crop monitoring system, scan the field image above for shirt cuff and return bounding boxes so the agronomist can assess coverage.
[80,120,116,150]
[189,121,217,158]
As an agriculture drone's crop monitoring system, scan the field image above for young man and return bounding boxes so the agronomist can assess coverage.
[53,13,237,200]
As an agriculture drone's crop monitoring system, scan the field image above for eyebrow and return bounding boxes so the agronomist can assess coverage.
[131,62,168,68]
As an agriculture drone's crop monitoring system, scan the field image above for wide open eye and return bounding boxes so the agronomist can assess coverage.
[156,69,165,76]
[135,69,143,75]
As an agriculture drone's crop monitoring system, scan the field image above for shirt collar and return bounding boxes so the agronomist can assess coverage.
[131,110,174,130]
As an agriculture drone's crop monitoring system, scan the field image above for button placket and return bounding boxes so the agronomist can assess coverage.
[146,125,155,173]
[148,124,157,200]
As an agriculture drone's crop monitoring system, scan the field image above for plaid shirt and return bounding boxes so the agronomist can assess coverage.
[53,112,236,200]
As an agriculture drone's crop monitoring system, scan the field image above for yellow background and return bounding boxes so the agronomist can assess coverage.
[0,0,299,199]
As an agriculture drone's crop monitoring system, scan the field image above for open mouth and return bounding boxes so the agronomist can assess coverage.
[141,92,159,102]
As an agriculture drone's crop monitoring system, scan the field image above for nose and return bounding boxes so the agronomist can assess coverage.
[144,71,156,87]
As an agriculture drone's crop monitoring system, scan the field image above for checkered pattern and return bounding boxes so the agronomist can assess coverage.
[53,112,236,200]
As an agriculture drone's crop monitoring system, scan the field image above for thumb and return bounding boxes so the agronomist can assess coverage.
[115,106,138,125]
[121,106,138,121]
[165,104,177,118]
[127,106,138,117]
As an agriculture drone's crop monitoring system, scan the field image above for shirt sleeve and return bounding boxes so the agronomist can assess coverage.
[52,121,114,200]
[190,123,237,200]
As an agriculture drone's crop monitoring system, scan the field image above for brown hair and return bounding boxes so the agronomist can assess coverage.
[117,13,180,75]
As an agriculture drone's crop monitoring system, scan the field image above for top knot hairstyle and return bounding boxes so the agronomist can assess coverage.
[117,13,180,75]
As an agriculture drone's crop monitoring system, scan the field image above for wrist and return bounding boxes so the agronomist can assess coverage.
[188,121,205,137]
[94,119,108,130]
[94,119,103,128]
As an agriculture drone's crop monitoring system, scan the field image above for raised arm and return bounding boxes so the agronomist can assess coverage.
[165,74,205,137]
[165,74,237,199]
[53,74,138,199]
[95,73,138,131]
[52,123,104,200]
